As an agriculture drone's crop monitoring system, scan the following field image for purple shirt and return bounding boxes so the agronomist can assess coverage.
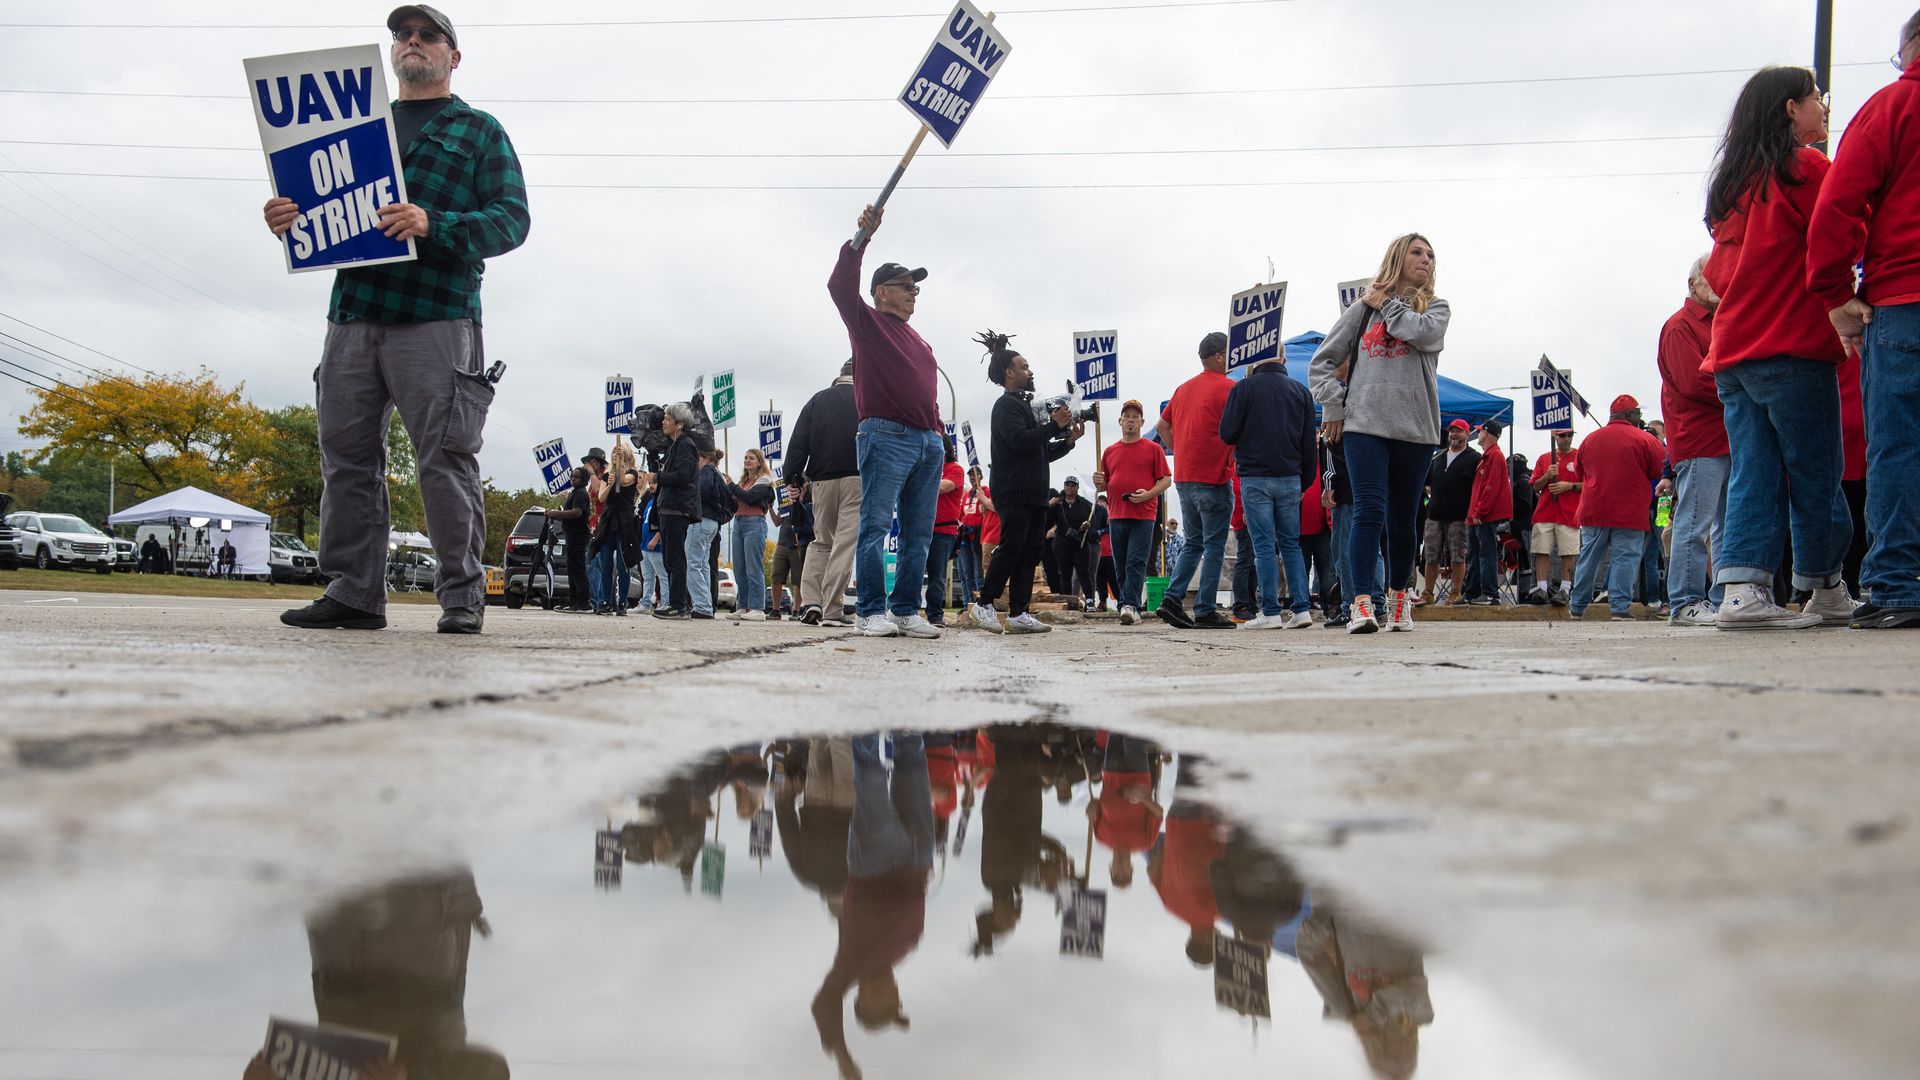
[829,242,941,432]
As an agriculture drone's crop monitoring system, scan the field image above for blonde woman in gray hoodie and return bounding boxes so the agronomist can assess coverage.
[1310,234,1449,634]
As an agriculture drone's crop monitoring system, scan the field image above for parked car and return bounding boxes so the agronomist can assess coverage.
[387,549,439,592]
[0,493,17,570]
[269,531,323,584]
[498,506,650,610]
[113,537,135,572]
[716,567,737,611]
[5,511,115,573]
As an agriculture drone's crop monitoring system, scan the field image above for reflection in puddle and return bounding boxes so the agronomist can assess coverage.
[10,725,1586,1080]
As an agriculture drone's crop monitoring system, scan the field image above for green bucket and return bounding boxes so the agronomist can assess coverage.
[1142,576,1170,612]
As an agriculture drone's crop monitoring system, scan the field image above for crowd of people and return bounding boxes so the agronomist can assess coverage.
[269,4,1920,638]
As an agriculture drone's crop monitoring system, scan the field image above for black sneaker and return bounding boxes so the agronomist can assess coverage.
[1548,588,1569,607]
[1191,610,1236,630]
[1852,602,1920,629]
[691,610,715,620]
[653,606,691,620]
[799,605,823,626]
[280,596,385,630]
[1324,611,1351,628]
[437,604,484,634]
[1155,597,1195,629]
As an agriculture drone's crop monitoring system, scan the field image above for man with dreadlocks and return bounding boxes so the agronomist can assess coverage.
[968,331,1084,634]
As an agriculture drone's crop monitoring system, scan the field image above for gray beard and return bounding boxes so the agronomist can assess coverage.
[396,56,446,85]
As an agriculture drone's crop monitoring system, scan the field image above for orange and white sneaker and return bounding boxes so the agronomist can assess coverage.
[1348,594,1380,634]
[1388,590,1414,632]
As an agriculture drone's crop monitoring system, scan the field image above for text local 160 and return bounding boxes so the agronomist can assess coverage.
[254,68,400,261]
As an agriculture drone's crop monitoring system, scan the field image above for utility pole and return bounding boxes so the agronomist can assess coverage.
[1815,0,1834,154]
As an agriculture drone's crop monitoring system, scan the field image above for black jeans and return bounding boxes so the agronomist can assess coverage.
[660,512,691,610]
[1231,526,1257,616]
[563,530,590,607]
[1054,538,1096,600]
[979,504,1046,617]
[1301,529,1333,608]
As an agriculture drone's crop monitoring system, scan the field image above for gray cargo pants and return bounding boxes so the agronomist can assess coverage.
[316,319,493,615]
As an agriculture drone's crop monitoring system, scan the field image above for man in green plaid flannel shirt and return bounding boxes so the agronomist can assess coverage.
[265,5,529,635]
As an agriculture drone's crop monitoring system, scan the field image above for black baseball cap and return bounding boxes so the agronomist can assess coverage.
[388,4,458,47]
[870,263,928,294]
[1198,331,1229,359]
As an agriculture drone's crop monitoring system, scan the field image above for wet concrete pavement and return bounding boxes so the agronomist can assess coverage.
[1,588,1917,1079]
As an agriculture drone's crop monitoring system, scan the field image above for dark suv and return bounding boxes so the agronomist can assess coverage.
[0,493,16,570]
[502,506,652,610]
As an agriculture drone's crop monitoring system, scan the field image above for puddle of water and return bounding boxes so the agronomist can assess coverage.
[1,725,1586,1080]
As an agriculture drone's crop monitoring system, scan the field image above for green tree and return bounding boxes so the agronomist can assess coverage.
[259,404,323,537]
[29,447,114,524]
[1,452,50,510]
[481,481,547,564]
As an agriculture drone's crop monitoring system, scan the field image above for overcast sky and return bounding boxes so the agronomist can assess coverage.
[0,0,1911,509]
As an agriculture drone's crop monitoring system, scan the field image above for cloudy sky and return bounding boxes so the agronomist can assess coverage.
[0,0,1910,508]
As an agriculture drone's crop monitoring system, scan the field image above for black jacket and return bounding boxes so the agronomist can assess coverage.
[590,483,642,564]
[1048,495,1095,546]
[1218,364,1317,483]
[654,435,701,518]
[1323,439,1353,507]
[1425,445,1481,522]
[783,379,858,487]
[988,389,1075,508]
[698,464,734,524]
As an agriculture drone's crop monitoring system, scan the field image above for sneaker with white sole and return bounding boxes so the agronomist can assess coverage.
[970,602,1004,633]
[889,612,942,639]
[738,609,766,622]
[1240,613,1285,630]
[857,614,900,637]
[1716,583,1820,630]
[1348,595,1380,634]
[1388,590,1414,632]
[1118,605,1138,626]
[1282,610,1314,629]
[1803,585,1857,626]
[1668,600,1717,627]
[1005,612,1052,634]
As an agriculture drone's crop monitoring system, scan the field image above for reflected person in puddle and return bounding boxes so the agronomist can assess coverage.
[811,732,937,1080]
[1088,732,1167,889]
[1299,905,1435,1080]
[972,728,1072,957]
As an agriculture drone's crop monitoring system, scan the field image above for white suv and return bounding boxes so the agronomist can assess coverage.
[6,512,116,573]
[269,532,322,584]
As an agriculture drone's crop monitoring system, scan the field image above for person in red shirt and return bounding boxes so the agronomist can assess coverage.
[1152,332,1238,629]
[1093,399,1172,623]
[1148,762,1227,968]
[1299,459,1333,613]
[1086,734,1165,889]
[1568,397,1666,620]
[1527,429,1582,604]
[921,436,966,627]
[1656,254,1731,626]
[1808,14,1920,629]
[974,470,1000,569]
[1464,420,1513,605]
[956,464,987,611]
[1701,66,1856,630]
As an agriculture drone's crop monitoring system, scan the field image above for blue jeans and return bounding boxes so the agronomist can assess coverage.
[1466,521,1501,600]
[1668,455,1728,609]
[640,548,667,607]
[846,732,934,879]
[955,538,983,607]
[686,517,719,615]
[1328,502,1386,615]
[1343,433,1429,599]
[731,514,768,613]
[588,542,609,609]
[1638,526,1664,602]
[855,419,944,618]
[923,531,957,621]
[1714,358,1851,591]
[1570,526,1647,617]
[1166,481,1232,615]
[1863,302,1920,606]
[1109,517,1154,610]
[1241,475,1310,616]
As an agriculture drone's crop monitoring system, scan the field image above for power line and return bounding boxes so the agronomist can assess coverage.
[0,133,1720,159]
[0,311,182,386]
[0,61,1888,106]
[0,1,1294,30]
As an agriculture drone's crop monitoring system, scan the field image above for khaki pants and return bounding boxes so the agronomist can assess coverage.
[799,476,860,614]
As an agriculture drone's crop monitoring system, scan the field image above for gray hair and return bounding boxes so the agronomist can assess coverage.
[1688,253,1710,285]
[665,402,696,428]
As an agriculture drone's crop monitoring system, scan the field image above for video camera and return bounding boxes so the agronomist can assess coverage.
[630,392,716,468]
[1033,379,1099,425]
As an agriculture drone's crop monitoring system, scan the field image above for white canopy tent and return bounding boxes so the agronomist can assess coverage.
[389,530,432,549]
[107,485,272,577]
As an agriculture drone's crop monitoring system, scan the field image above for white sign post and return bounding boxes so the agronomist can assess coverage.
[243,45,414,273]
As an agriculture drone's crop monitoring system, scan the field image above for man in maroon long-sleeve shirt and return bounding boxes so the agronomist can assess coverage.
[1656,254,1729,626]
[828,205,947,640]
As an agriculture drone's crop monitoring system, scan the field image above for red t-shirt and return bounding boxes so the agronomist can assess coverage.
[979,485,1001,544]
[935,462,965,535]
[837,871,928,978]
[1230,473,1245,532]
[1577,421,1666,530]
[1299,475,1327,536]
[1100,438,1171,521]
[1161,371,1236,485]
[1529,448,1582,526]
[961,488,985,529]
[1094,771,1162,853]
[1153,817,1223,933]
[1100,530,1113,558]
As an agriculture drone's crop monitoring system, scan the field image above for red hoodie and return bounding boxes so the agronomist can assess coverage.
[1656,298,1730,461]
[1808,59,1920,310]
[1469,441,1512,523]
[1703,147,1847,372]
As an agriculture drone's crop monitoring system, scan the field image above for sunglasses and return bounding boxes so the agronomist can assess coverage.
[880,281,921,295]
[391,25,448,45]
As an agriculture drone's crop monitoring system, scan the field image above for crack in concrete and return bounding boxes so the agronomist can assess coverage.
[10,636,844,772]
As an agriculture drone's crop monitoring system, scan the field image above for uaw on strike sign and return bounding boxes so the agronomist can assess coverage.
[899,0,1013,147]
[245,45,414,273]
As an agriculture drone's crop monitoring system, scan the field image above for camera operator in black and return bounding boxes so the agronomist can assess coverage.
[969,331,1083,634]
[1048,477,1098,608]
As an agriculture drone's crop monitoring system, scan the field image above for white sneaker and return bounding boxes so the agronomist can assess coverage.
[1006,612,1052,634]
[1348,595,1380,634]
[1716,583,1820,630]
[1668,600,1717,627]
[1118,605,1138,626]
[1803,584,1857,625]
[1282,610,1315,629]
[1240,613,1285,630]
[1388,590,1414,632]
[889,612,942,639]
[821,614,855,627]
[971,602,1004,634]
[857,614,900,637]
[738,609,766,622]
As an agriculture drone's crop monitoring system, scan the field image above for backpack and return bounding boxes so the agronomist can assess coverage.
[699,466,735,524]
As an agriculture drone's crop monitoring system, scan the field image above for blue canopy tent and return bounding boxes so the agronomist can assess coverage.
[1230,331,1515,440]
